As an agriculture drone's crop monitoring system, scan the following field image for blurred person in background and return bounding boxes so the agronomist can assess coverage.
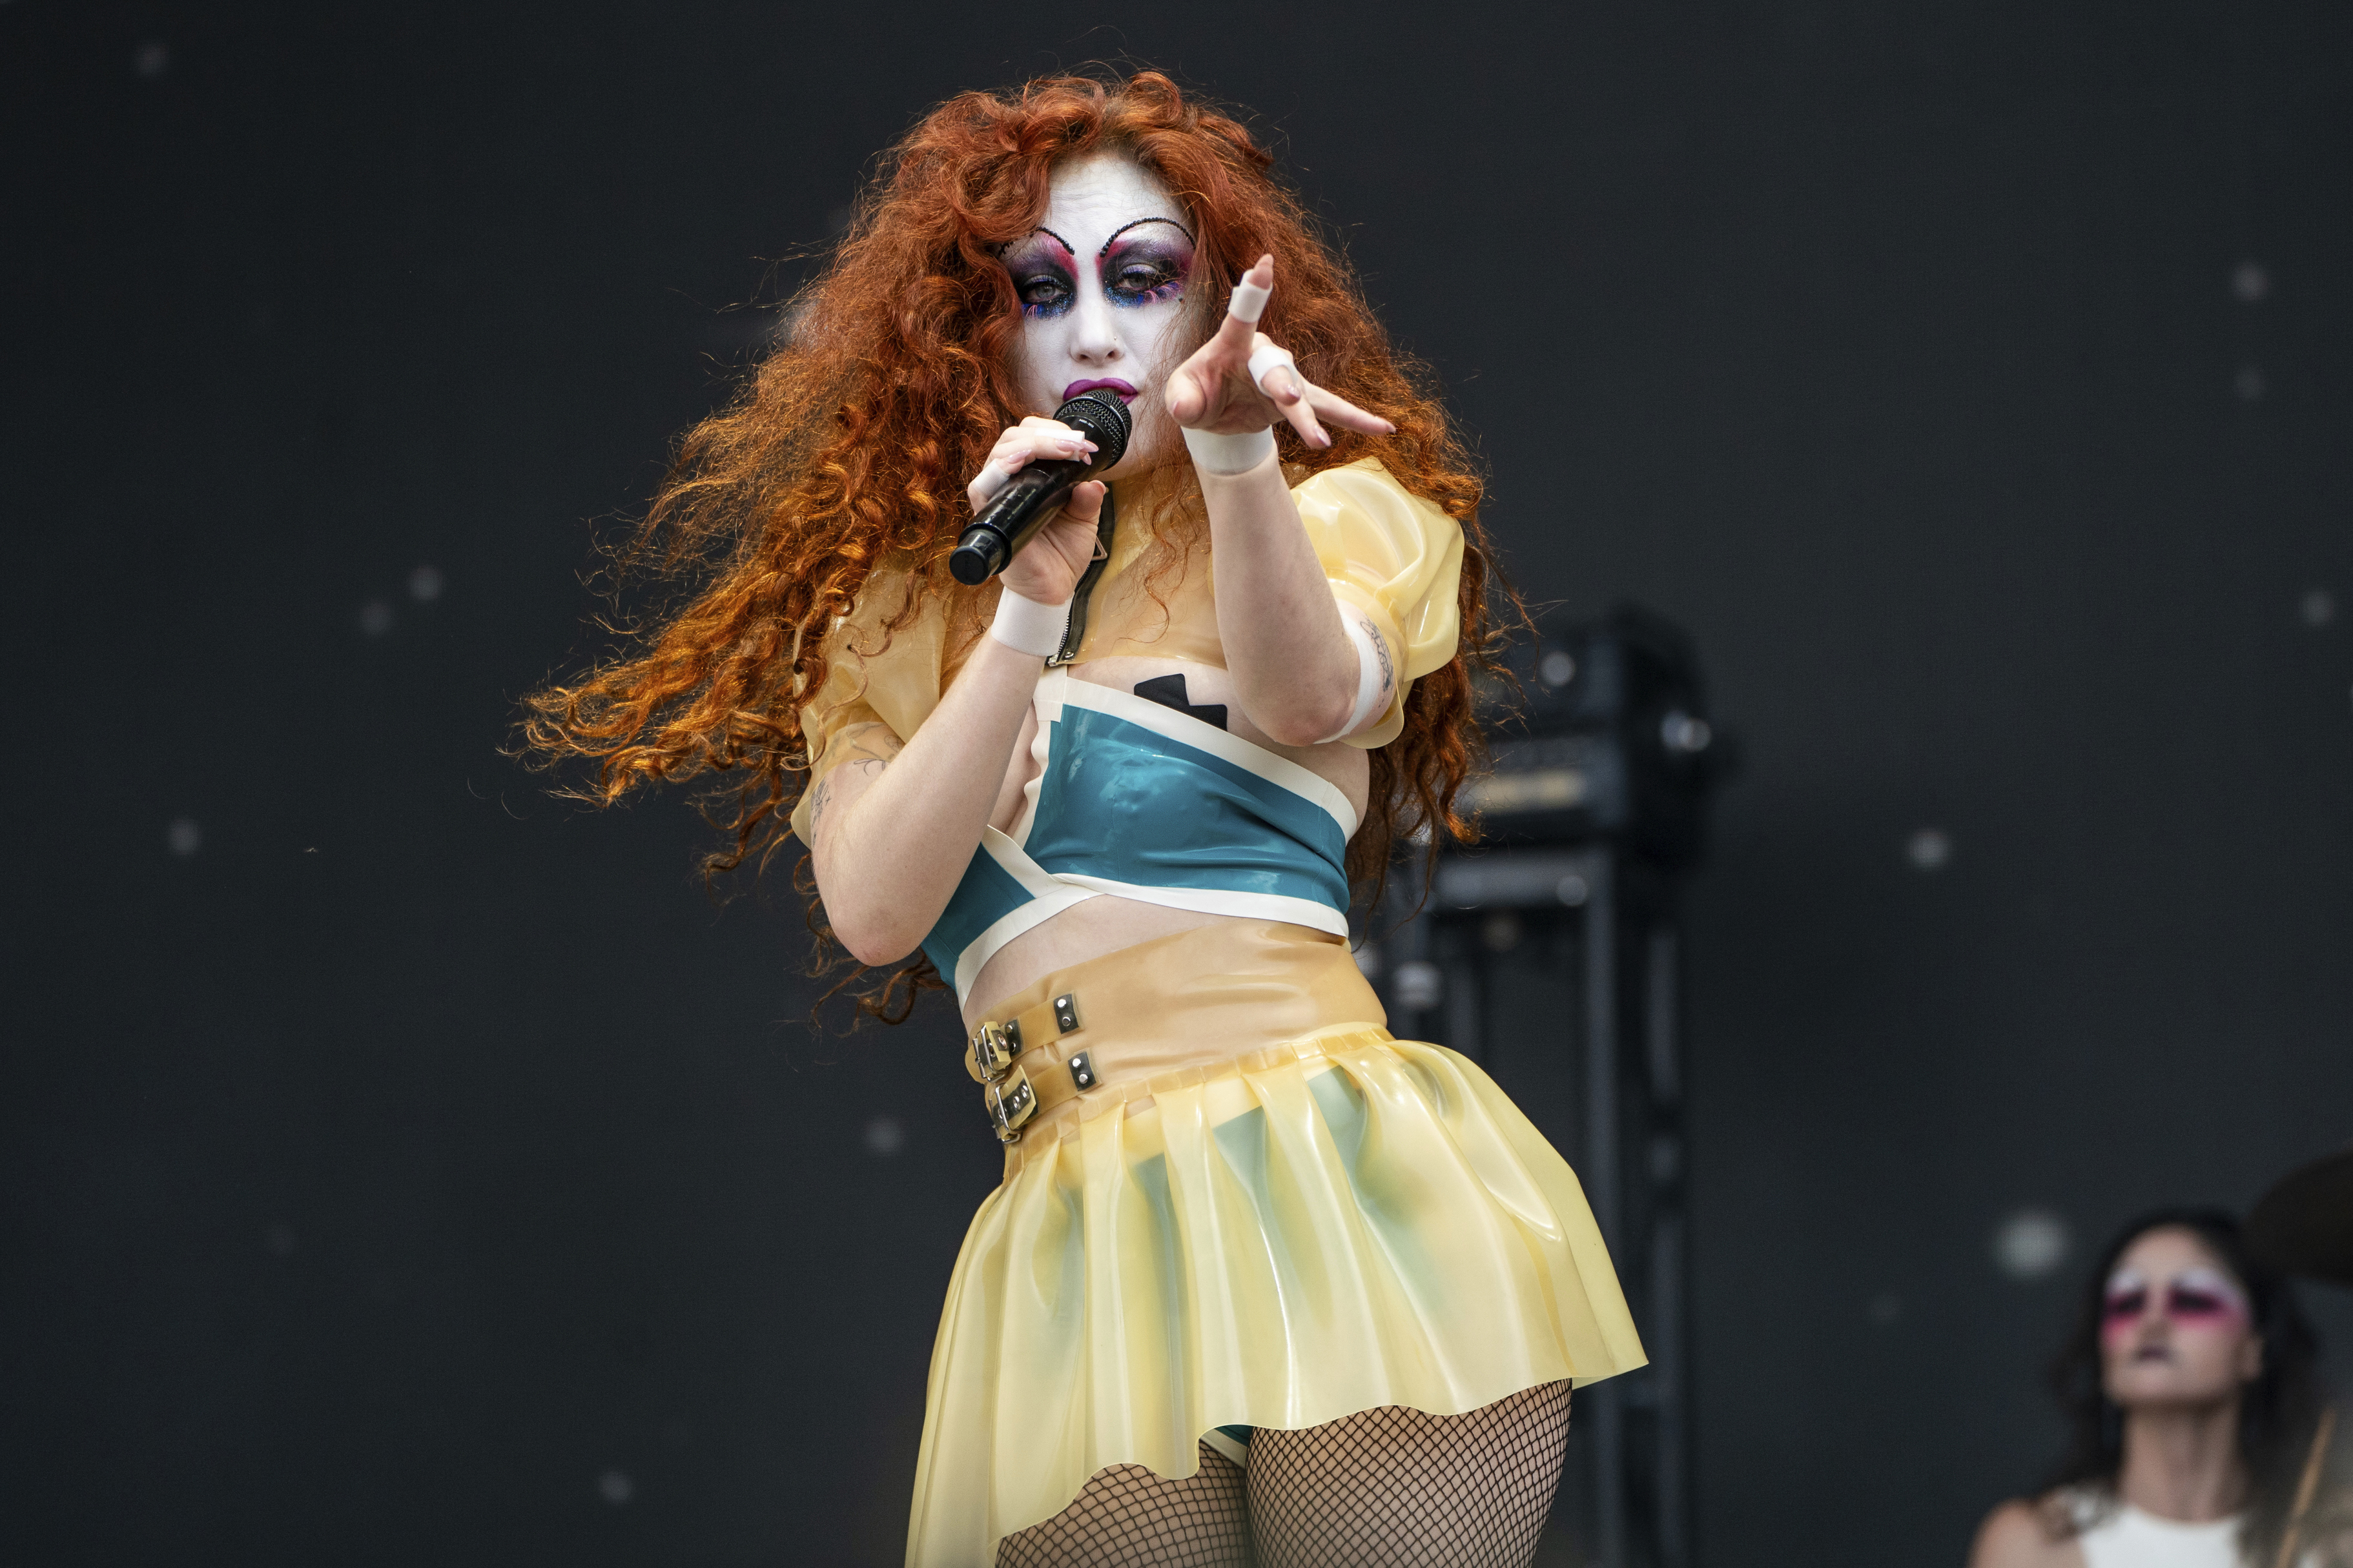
[1970,1208,2334,1568]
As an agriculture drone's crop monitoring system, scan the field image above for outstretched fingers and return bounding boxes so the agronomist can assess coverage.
[1264,363,1395,449]
[1168,251,1398,453]
[1268,363,1330,448]
[1216,253,1275,351]
[1161,256,1272,427]
[1304,383,1395,436]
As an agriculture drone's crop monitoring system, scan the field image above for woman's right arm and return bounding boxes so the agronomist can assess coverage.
[808,633,1044,964]
[807,421,1105,966]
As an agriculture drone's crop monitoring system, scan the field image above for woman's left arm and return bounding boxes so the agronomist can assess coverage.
[1164,255,1397,748]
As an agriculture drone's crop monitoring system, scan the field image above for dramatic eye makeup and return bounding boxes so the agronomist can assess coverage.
[2101,1266,2247,1328]
[2101,1271,2149,1324]
[1002,229,1078,319]
[2163,1266,2246,1322]
[1098,218,1193,308]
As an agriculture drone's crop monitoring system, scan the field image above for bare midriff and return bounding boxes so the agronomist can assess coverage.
[958,652,1369,1033]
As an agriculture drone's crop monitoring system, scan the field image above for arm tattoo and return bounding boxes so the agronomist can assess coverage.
[1362,615,1394,695]
[812,757,887,832]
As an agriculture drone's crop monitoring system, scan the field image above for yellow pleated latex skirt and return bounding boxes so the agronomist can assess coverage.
[906,921,1645,1566]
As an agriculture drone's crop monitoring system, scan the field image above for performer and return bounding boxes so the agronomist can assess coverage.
[526,71,1643,1567]
[1969,1209,2330,1568]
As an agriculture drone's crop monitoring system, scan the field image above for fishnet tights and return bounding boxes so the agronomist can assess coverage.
[993,1382,1572,1568]
[996,1441,1251,1567]
[1250,1381,1573,1568]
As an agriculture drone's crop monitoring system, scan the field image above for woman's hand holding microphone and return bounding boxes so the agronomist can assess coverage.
[965,417,1109,655]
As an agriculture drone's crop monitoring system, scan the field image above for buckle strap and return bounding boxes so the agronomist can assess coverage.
[984,1068,1037,1143]
[968,991,1089,1143]
[965,1019,1023,1084]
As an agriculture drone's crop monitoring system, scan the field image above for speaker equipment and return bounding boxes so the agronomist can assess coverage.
[1464,604,1730,867]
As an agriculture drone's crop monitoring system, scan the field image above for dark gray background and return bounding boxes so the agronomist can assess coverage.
[5,3,2348,1563]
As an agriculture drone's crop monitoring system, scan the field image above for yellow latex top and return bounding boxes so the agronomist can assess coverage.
[786,457,1464,846]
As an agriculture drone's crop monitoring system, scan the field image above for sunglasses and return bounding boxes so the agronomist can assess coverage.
[2101,1267,2246,1326]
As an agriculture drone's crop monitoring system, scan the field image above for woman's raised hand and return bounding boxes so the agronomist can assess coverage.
[965,417,1106,606]
[1162,254,1395,451]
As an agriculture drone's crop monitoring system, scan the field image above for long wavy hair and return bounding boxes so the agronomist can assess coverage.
[520,69,1509,1017]
[2039,1208,2325,1566]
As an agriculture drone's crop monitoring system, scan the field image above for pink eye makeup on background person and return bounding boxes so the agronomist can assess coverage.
[2099,1265,2248,1331]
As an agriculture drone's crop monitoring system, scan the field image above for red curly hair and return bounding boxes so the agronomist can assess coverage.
[522,69,1508,1015]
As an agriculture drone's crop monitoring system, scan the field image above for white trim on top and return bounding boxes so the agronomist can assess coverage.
[981,825,1076,900]
[1049,876,1351,939]
[947,829,1103,1001]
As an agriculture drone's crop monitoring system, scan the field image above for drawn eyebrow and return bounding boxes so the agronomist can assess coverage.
[1000,226,1078,261]
[1098,216,1196,256]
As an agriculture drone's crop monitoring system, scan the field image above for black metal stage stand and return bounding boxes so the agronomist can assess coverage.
[1359,607,1722,1568]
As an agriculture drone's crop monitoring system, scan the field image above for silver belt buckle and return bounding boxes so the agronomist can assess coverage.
[966,1019,1023,1084]
[985,1066,1037,1144]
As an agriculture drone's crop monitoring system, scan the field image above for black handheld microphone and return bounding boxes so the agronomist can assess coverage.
[949,389,1132,586]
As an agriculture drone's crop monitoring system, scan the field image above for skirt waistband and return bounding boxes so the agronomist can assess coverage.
[965,920,1388,1151]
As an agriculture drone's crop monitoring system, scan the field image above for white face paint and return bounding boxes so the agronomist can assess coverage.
[1002,152,1197,474]
[2099,1227,2263,1414]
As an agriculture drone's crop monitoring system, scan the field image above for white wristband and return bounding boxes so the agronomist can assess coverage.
[988,587,1069,659]
[1317,609,1389,744]
[1182,425,1277,476]
[1228,276,1271,323]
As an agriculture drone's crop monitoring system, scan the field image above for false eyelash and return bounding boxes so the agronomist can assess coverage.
[1107,280,1184,309]
[1102,253,1189,309]
[1013,272,1075,320]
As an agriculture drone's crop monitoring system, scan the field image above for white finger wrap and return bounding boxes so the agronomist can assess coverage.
[1317,611,1388,744]
[1248,343,1297,394]
[988,588,1069,659]
[1228,277,1271,323]
[1182,425,1276,476]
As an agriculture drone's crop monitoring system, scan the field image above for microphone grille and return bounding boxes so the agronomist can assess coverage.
[1054,389,1133,467]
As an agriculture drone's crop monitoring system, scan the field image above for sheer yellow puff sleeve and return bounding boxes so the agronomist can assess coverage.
[786,569,967,847]
[1291,458,1466,749]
